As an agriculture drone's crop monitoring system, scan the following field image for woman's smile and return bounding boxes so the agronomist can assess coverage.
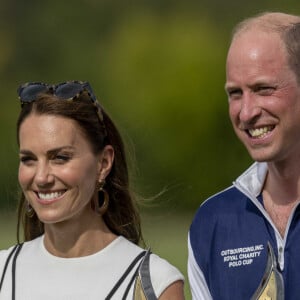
[18,114,102,224]
[35,190,67,203]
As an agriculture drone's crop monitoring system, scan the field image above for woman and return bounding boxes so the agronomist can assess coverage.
[0,81,184,299]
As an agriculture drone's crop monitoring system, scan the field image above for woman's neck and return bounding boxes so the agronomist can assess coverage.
[43,212,117,258]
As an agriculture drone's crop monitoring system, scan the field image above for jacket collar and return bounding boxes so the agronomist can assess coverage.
[234,162,268,198]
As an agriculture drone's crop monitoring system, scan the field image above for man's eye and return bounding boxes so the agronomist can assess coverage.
[227,89,243,99]
[257,86,275,95]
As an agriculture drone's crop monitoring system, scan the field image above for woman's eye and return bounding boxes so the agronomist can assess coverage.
[54,154,71,162]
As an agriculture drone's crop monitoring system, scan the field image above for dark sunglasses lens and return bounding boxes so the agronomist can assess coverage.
[19,84,48,102]
[55,82,84,99]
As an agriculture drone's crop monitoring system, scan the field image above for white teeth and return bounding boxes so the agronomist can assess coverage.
[38,191,64,201]
[248,126,273,138]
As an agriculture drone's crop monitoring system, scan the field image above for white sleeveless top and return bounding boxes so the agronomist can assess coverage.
[0,236,184,300]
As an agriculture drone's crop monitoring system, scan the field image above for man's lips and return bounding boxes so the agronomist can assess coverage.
[247,125,275,139]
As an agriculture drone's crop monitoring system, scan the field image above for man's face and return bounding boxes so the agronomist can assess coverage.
[225,29,300,164]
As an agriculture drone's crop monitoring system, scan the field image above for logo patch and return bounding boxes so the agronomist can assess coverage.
[220,244,264,268]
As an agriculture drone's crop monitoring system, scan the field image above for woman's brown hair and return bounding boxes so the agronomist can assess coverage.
[16,91,143,245]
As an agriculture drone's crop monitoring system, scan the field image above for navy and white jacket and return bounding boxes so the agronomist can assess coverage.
[188,162,300,299]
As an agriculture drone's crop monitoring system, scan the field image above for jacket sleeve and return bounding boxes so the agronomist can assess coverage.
[188,234,212,300]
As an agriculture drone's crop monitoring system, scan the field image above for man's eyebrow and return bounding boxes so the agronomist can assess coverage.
[224,83,239,91]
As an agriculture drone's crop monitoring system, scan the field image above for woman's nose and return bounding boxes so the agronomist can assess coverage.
[34,163,54,187]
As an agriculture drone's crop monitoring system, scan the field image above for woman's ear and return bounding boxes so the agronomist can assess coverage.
[98,145,114,181]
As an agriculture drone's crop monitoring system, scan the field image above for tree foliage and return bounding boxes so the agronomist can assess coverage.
[0,0,299,210]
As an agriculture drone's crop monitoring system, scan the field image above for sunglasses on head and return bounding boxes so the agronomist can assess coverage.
[17,80,104,122]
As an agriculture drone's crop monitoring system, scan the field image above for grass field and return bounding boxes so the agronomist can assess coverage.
[0,210,193,299]
[142,211,193,299]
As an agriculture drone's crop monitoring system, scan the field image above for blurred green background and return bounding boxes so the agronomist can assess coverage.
[1,1,300,298]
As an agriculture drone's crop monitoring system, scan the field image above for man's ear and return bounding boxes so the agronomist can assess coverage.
[98,145,114,181]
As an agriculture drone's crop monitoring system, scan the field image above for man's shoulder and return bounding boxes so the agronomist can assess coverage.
[198,185,247,213]
[189,184,252,238]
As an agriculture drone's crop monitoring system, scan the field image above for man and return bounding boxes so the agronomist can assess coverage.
[188,12,300,299]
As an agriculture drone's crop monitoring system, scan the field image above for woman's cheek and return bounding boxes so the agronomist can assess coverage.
[18,165,32,187]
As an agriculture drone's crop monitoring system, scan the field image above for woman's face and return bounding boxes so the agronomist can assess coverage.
[18,114,110,225]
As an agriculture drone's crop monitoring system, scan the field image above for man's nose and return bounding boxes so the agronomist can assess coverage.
[238,93,261,123]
